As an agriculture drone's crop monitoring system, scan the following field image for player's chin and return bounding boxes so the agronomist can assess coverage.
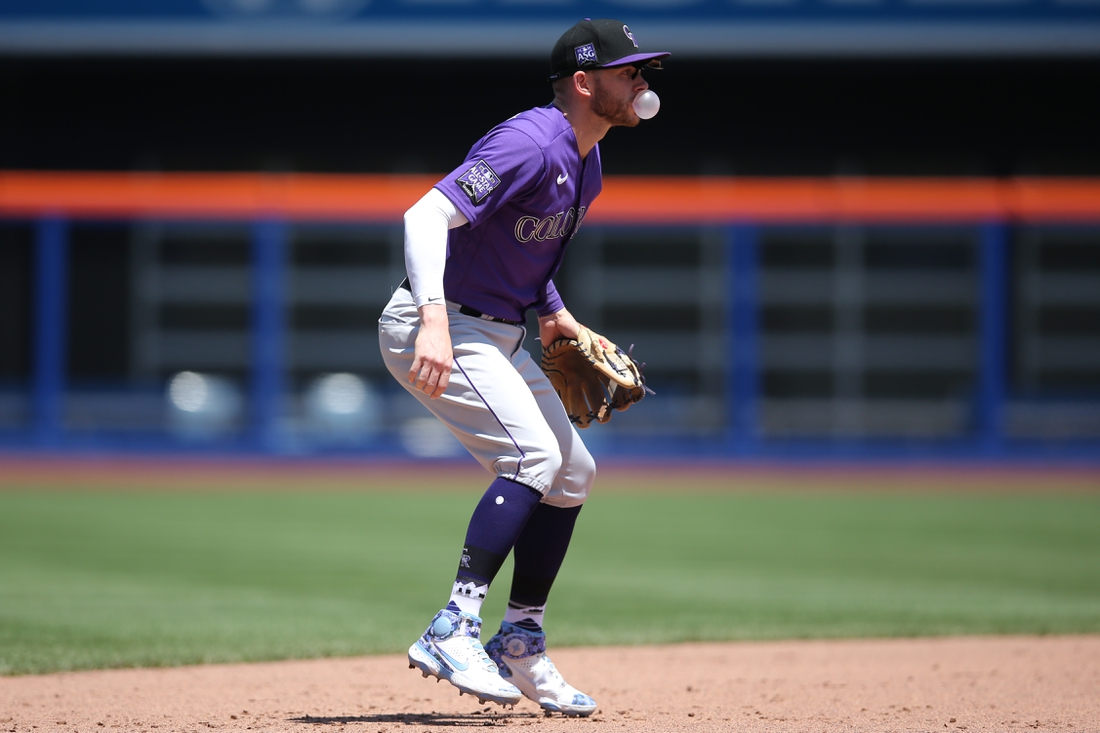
[614,111,641,128]
[597,106,639,128]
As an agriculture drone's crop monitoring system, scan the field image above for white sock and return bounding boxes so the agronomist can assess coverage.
[503,601,545,631]
[450,580,488,616]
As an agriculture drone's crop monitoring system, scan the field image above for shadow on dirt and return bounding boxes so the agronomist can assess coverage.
[291,711,547,726]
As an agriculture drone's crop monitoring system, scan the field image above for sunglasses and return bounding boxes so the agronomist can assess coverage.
[626,60,662,80]
[549,59,664,82]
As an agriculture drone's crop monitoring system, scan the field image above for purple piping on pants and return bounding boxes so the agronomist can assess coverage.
[454,356,527,475]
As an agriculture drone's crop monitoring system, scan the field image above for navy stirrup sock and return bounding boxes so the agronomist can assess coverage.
[451,477,543,610]
[509,503,583,610]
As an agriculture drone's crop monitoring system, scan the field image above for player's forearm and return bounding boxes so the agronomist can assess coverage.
[404,188,468,309]
[417,302,450,330]
[539,308,581,344]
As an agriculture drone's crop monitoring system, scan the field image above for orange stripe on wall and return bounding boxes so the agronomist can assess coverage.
[2,171,1099,223]
[0,172,440,222]
[590,177,1100,224]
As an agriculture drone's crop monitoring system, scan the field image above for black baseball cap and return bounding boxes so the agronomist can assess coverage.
[549,19,670,81]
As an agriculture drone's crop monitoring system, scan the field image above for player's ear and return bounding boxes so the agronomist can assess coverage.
[572,70,593,98]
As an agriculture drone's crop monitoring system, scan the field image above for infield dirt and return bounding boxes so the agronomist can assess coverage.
[3,635,1098,733]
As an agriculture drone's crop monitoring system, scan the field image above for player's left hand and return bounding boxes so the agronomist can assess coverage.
[540,325,650,428]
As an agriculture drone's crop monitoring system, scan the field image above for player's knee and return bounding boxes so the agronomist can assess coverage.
[570,450,597,505]
[500,441,562,496]
[543,443,596,508]
[536,444,565,486]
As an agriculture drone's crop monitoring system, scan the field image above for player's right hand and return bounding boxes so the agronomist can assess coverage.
[410,304,452,399]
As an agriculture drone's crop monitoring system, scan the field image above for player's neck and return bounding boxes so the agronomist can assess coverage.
[553,100,609,160]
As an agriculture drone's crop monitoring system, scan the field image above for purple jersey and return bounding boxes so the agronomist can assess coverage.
[435,104,602,323]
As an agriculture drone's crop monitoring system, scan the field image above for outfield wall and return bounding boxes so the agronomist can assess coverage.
[1,172,1099,460]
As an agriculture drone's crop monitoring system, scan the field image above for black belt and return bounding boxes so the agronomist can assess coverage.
[399,278,523,326]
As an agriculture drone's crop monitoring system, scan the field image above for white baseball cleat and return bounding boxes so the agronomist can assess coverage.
[485,621,597,716]
[408,606,522,707]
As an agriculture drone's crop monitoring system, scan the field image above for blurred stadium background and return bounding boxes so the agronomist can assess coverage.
[1,1,1099,462]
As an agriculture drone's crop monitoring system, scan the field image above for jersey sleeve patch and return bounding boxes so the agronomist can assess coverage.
[455,160,501,205]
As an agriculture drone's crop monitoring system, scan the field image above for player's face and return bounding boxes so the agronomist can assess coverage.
[590,65,649,127]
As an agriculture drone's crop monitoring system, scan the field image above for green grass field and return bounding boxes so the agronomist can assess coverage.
[1,478,1098,675]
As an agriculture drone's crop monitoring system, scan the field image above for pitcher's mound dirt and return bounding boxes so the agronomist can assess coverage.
[3,636,1097,732]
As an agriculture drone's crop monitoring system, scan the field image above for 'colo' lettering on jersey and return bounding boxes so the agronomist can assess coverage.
[513,206,587,243]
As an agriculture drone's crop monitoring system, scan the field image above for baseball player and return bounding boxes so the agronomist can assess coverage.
[378,19,668,716]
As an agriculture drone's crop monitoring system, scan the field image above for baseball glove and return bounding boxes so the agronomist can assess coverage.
[540,326,650,428]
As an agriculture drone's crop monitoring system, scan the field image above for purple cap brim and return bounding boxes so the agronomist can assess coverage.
[603,51,671,68]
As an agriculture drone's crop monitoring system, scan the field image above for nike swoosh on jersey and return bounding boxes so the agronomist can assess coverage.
[556,173,569,185]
